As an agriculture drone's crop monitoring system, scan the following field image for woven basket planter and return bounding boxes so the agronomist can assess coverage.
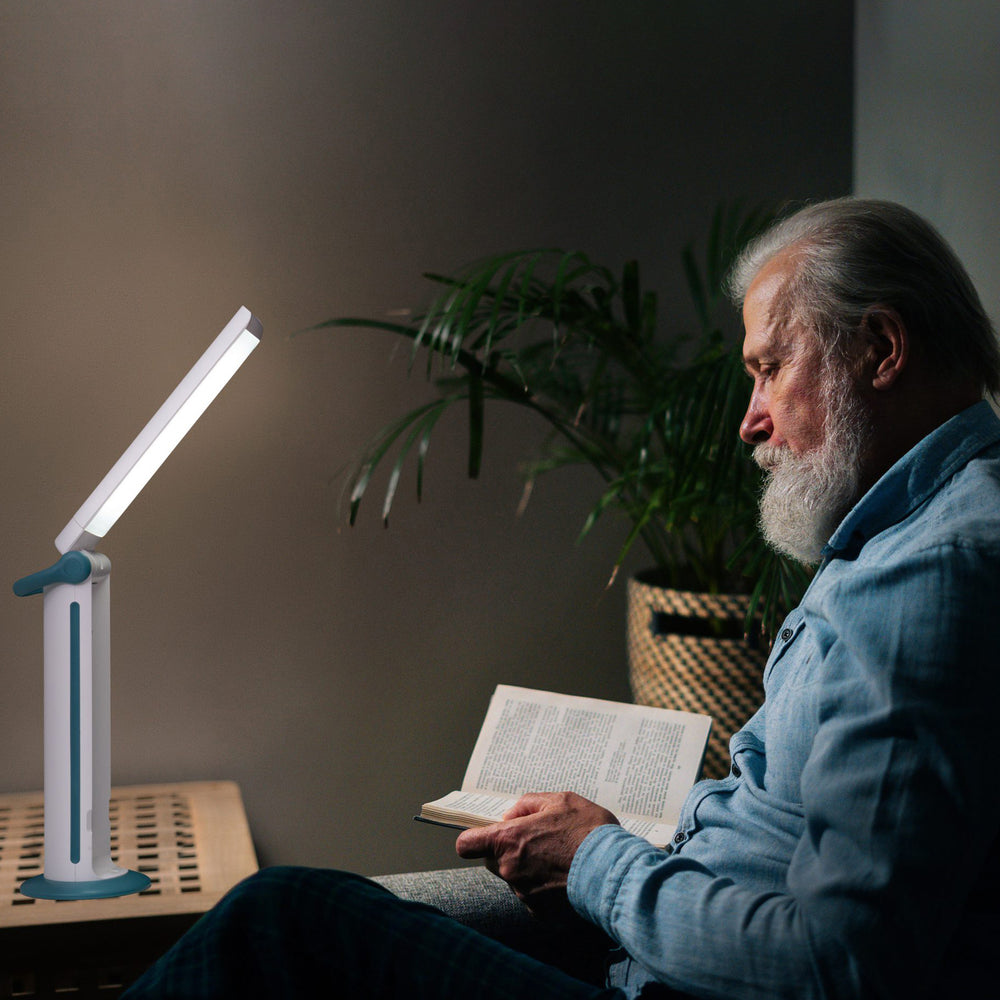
[627,572,768,780]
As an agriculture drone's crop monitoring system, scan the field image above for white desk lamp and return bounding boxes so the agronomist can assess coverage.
[13,306,261,900]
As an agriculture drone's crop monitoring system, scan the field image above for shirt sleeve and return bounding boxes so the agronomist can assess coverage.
[568,540,1000,999]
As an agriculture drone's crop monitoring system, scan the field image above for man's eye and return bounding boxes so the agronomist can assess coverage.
[744,363,777,383]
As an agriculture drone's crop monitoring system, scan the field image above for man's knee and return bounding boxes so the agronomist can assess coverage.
[228,864,385,906]
[213,865,382,932]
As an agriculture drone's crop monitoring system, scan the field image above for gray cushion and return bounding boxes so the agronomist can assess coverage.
[372,866,533,937]
[371,866,611,984]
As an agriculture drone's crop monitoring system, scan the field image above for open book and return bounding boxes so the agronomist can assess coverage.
[417,684,711,849]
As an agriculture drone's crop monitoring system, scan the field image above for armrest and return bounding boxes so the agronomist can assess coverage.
[371,866,610,984]
[372,866,533,939]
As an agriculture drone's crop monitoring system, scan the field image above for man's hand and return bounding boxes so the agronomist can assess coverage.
[455,791,619,919]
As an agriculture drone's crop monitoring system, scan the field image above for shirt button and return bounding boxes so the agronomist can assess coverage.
[731,764,742,778]
[780,628,794,642]
[673,831,686,845]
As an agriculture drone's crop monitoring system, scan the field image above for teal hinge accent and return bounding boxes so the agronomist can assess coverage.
[13,552,93,597]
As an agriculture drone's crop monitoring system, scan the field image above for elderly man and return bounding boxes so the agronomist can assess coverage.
[124,199,1000,999]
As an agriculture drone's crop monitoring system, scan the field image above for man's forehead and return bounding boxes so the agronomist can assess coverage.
[742,316,815,364]
[745,251,795,308]
[741,252,809,363]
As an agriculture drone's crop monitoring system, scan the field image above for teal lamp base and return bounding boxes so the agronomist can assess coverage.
[19,869,151,900]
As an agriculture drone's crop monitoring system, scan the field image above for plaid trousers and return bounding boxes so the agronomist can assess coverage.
[122,866,626,999]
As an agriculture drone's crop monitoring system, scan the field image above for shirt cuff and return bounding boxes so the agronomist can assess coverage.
[568,823,660,932]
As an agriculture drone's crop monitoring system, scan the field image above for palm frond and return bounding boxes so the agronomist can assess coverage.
[312,204,812,639]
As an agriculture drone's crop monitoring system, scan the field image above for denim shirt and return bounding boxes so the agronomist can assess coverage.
[569,401,1000,1000]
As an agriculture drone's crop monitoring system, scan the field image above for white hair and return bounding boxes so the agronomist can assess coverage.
[728,198,1000,396]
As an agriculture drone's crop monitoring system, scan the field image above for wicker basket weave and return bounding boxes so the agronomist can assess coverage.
[627,574,767,780]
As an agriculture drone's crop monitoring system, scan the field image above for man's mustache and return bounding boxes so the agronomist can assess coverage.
[753,443,787,472]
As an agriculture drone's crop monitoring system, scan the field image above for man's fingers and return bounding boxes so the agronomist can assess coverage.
[502,793,548,820]
[455,822,498,859]
[458,793,556,856]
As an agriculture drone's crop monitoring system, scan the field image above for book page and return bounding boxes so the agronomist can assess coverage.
[460,685,710,826]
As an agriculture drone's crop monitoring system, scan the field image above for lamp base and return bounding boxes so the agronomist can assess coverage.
[19,869,151,900]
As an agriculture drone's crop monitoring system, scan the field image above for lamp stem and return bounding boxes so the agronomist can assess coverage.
[14,552,150,899]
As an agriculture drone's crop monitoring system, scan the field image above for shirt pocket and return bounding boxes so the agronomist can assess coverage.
[763,609,807,690]
[763,622,823,801]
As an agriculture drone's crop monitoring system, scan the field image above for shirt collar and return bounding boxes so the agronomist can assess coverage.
[823,400,1000,560]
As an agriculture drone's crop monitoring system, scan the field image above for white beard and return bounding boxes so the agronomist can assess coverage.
[754,368,871,566]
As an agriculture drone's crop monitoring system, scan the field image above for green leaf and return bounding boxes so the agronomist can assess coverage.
[622,260,641,336]
[682,244,710,331]
[468,368,484,478]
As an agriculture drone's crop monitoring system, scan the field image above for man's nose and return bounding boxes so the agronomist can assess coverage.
[740,394,772,444]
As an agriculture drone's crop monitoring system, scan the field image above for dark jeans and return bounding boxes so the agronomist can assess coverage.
[122,866,626,999]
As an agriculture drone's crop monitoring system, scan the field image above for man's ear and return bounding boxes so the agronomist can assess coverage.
[860,306,909,391]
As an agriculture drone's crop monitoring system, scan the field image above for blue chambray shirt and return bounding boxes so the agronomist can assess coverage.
[569,401,1000,1000]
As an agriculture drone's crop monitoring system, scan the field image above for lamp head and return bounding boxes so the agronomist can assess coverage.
[55,307,261,553]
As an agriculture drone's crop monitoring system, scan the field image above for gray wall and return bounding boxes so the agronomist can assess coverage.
[0,2,852,876]
[855,0,1000,326]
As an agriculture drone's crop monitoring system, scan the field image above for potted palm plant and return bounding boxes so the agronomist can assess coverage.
[313,204,811,776]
